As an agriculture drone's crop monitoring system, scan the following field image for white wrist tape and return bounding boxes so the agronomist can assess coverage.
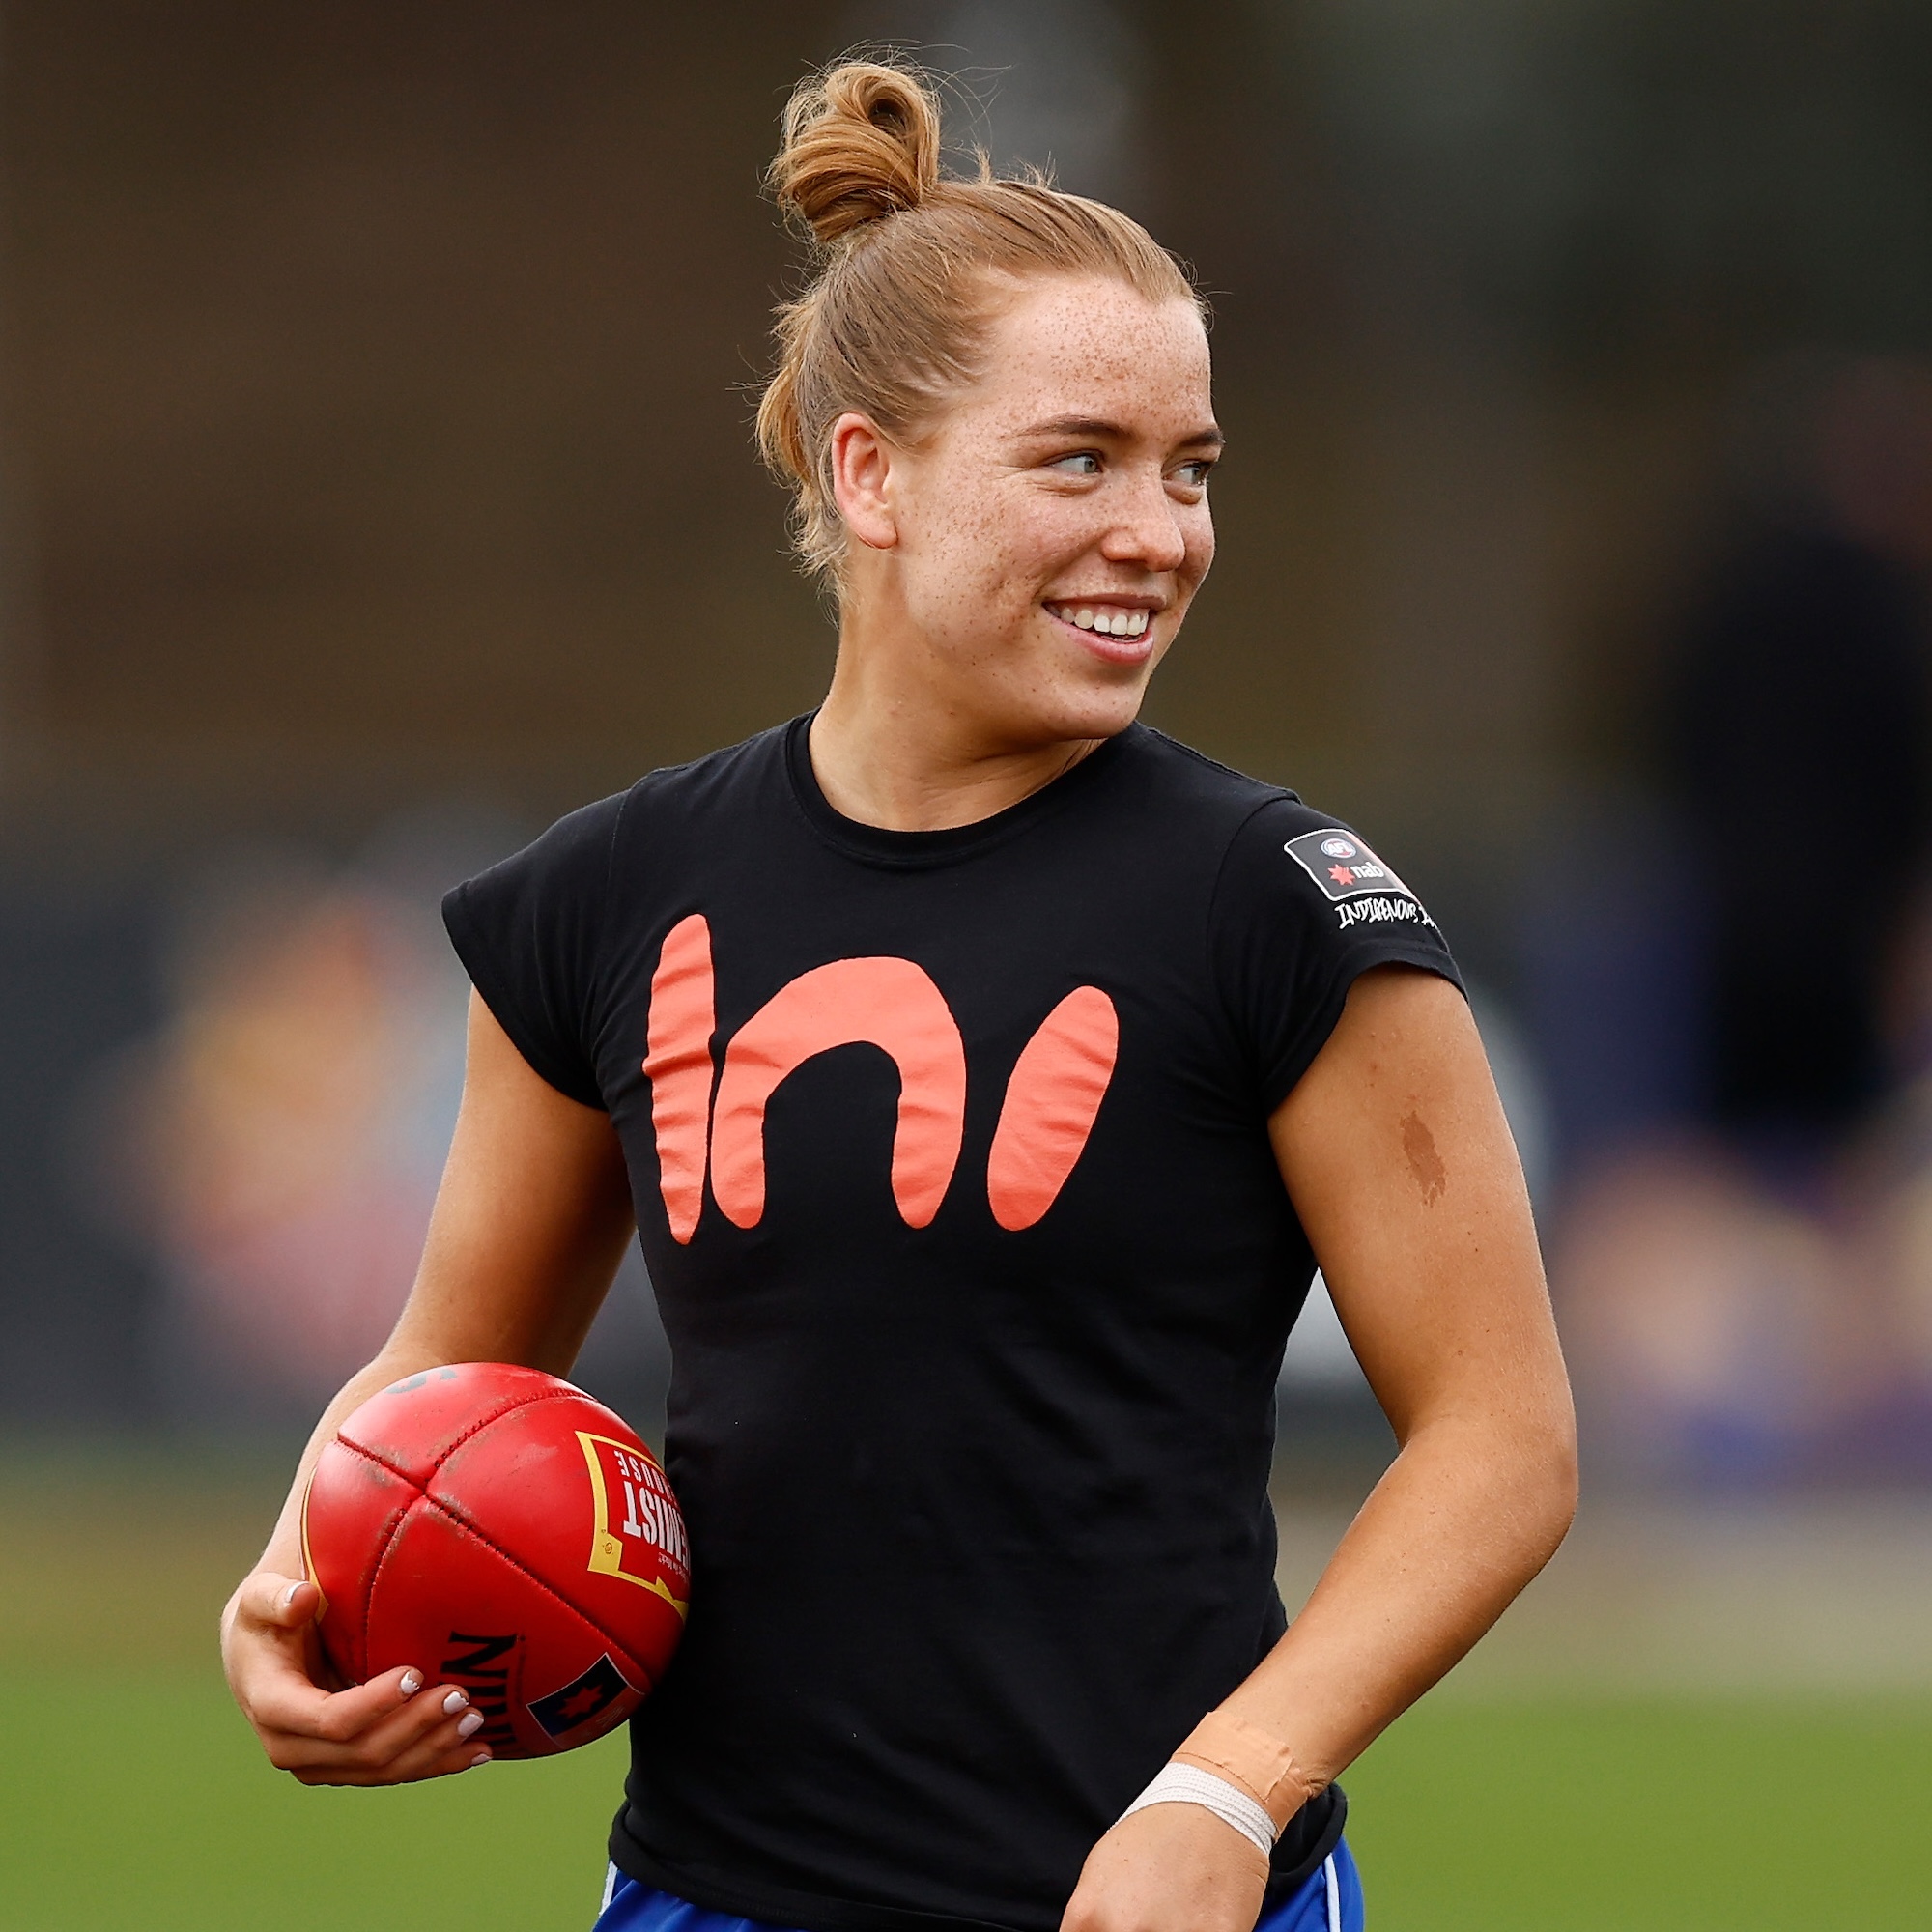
[1120,1760,1277,1858]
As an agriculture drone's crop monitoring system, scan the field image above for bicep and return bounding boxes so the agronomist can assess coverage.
[389,991,637,1376]
[1267,966,1567,1443]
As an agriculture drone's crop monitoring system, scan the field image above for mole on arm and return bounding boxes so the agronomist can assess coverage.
[1401,1111,1446,1206]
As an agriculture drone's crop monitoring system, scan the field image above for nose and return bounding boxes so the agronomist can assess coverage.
[1099,468,1189,575]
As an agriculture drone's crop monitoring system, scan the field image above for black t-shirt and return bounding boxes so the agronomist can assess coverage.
[443,717,1462,1932]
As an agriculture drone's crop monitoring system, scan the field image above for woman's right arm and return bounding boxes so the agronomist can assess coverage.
[219,990,639,1784]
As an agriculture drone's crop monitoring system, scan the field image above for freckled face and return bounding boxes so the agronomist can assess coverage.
[877,277,1219,745]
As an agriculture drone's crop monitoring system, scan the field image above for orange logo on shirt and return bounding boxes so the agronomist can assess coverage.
[639,917,1117,1242]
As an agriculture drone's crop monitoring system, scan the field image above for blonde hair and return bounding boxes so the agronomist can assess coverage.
[755,57,1202,581]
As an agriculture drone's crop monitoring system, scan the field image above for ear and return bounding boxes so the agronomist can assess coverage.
[829,412,900,552]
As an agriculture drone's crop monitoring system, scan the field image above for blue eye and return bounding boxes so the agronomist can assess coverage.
[1174,461,1214,489]
[1049,452,1103,477]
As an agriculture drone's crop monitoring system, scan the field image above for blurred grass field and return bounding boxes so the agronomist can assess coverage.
[4,1677,1929,1932]
[4,1450,1930,1931]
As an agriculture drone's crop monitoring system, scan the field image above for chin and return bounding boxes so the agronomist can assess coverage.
[1025,676,1150,746]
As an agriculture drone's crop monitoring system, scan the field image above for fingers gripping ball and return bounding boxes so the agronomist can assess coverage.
[301,1363,689,1759]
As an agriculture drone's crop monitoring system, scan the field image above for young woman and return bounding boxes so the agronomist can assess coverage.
[221,59,1575,1932]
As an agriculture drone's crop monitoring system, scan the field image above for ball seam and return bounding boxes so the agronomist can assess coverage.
[335,1380,567,1470]
[427,1385,588,1463]
[351,1475,423,1688]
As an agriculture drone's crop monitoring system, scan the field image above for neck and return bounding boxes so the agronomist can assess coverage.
[809,626,1102,834]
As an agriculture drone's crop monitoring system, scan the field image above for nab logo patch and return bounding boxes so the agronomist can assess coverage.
[1283,828,1417,904]
[526,1652,637,1739]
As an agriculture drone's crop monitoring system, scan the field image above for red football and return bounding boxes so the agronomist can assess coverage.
[301,1362,689,1759]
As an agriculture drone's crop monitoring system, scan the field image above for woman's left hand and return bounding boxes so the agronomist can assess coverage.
[1061,1804,1270,1932]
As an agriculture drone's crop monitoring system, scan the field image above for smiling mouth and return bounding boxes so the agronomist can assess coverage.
[1043,600,1153,639]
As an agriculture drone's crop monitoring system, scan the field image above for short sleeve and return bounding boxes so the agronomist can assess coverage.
[440,793,627,1109]
[1210,797,1464,1116]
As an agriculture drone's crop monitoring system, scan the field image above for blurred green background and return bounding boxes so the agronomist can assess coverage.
[6,2,1932,1926]
[5,1456,1929,1930]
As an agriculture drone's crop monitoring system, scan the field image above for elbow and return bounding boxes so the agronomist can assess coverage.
[1521,1394,1580,1559]
[1550,1435,1581,1548]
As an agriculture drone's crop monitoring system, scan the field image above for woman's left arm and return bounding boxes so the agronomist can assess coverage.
[1065,964,1577,1932]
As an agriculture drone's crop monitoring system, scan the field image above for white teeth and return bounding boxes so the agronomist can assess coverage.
[1049,603,1151,638]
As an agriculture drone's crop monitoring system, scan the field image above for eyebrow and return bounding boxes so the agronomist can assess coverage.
[1020,413,1226,452]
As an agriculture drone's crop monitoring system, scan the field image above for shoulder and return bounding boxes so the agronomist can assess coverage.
[444,791,627,928]
[1108,728,1420,919]
[1121,726,1361,863]
[1122,725,1292,820]
[1136,737,1442,945]
[461,720,798,904]
[622,719,795,825]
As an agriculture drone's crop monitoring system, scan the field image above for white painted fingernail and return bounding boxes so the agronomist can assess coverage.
[468,1750,492,1768]
[442,1690,469,1716]
[457,1711,485,1739]
[399,1670,422,1696]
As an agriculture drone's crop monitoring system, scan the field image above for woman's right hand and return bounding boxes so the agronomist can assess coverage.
[222,1570,494,1785]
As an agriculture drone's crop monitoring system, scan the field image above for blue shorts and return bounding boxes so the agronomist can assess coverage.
[594,1839,1363,1932]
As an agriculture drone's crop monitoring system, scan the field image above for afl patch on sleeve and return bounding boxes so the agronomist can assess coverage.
[1210,797,1462,1117]
[1280,827,1435,930]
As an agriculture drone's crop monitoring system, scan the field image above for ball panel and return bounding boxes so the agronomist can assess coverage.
[363,1493,645,1757]
[303,1436,421,1686]
[428,1402,688,1688]
[332,1362,560,1487]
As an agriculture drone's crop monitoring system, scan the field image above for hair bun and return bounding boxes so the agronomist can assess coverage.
[769,60,943,247]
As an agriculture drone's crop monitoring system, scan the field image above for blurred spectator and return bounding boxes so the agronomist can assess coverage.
[1664,356,1932,1155]
[1550,357,1932,1486]
[1559,1137,1882,1483]
[91,833,474,1421]
[64,809,675,1436]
